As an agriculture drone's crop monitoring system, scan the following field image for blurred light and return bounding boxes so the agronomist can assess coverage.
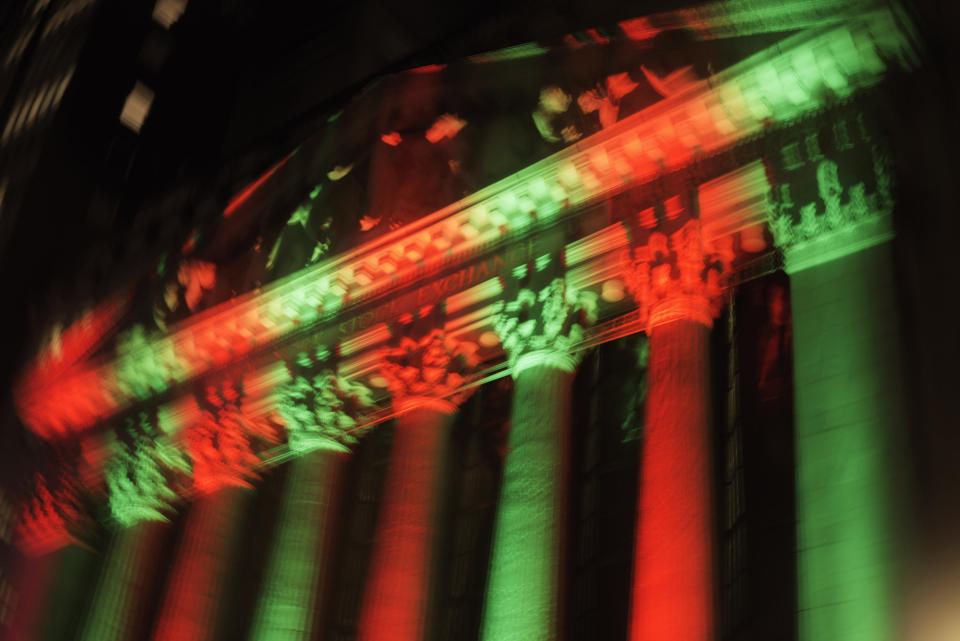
[740,224,767,253]
[153,0,188,29]
[119,82,154,133]
[601,279,625,302]
[479,331,500,347]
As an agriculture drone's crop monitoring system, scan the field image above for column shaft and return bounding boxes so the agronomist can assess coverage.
[79,520,169,641]
[248,446,349,641]
[6,551,58,640]
[789,243,903,641]
[151,486,249,641]
[630,319,714,641]
[357,405,454,641]
[481,363,573,641]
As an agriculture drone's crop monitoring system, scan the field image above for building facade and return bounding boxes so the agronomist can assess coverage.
[3,1,952,640]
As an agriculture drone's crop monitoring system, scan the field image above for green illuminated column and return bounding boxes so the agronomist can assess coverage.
[249,370,372,641]
[79,426,188,641]
[249,446,349,641]
[358,330,479,641]
[769,147,904,641]
[79,521,171,641]
[624,219,728,641]
[481,279,597,641]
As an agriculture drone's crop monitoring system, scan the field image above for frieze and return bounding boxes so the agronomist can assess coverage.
[766,112,895,272]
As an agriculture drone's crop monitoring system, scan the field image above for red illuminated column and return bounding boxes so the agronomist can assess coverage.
[631,310,714,641]
[5,549,61,640]
[150,487,250,641]
[480,278,597,641]
[625,219,731,641]
[357,330,479,641]
[150,392,267,641]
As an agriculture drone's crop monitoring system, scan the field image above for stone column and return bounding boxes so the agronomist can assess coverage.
[8,468,85,641]
[249,370,372,641]
[769,140,904,641]
[150,385,273,641]
[79,425,189,641]
[80,521,171,641]
[357,330,479,641]
[5,553,56,641]
[624,218,731,641]
[150,487,249,641]
[480,278,597,641]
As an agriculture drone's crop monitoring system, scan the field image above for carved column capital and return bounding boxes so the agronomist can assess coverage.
[106,414,190,528]
[185,382,280,494]
[624,219,733,328]
[378,329,480,408]
[493,277,598,376]
[275,369,373,453]
[16,471,83,556]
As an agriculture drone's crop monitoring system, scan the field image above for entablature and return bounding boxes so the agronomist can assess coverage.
[15,6,914,444]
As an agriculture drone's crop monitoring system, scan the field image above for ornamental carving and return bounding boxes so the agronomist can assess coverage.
[16,470,82,556]
[493,277,598,373]
[624,218,733,326]
[105,413,190,527]
[764,115,895,272]
[767,148,893,248]
[378,329,480,407]
[185,382,279,494]
[114,324,184,401]
[275,367,374,453]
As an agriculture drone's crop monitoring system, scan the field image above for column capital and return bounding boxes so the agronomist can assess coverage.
[493,277,598,377]
[185,382,282,495]
[378,329,480,408]
[276,369,373,453]
[625,218,733,329]
[106,415,190,528]
[766,121,894,273]
[16,471,83,557]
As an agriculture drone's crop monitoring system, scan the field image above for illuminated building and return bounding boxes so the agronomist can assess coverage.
[2,1,958,640]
